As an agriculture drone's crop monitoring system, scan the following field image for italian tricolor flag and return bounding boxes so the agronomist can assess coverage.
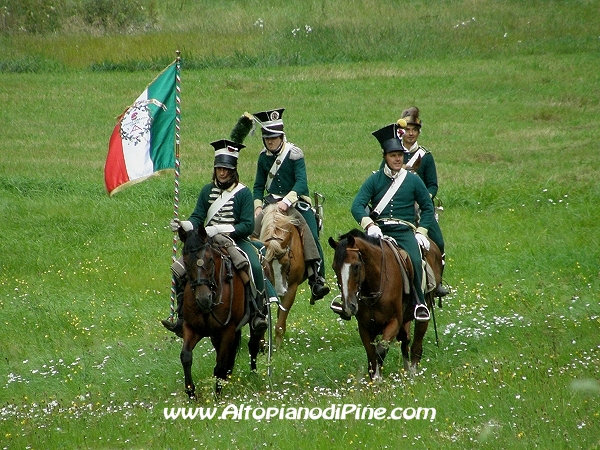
[104,62,178,196]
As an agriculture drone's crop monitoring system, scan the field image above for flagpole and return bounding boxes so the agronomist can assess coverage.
[169,50,182,321]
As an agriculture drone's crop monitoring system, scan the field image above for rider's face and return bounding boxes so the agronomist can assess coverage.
[384,151,404,172]
[264,135,283,152]
[215,167,234,184]
[402,125,420,148]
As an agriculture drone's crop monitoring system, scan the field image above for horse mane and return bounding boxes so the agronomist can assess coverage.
[183,229,203,254]
[260,204,303,261]
[339,228,381,246]
[262,204,303,233]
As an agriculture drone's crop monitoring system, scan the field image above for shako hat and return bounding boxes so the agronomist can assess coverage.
[252,108,285,137]
[372,123,405,153]
[211,139,245,169]
[400,106,422,128]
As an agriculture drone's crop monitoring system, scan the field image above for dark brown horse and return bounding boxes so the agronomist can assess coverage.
[328,229,442,379]
[259,204,306,348]
[178,225,263,399]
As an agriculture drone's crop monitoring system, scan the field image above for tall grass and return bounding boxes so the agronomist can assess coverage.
[1,0,599,71]
[0,1,599,449]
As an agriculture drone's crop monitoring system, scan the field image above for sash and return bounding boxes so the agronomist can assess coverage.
[406,148,426,169]
[205,183,246,226]
[372,169,408,217]
[265,143,291,191]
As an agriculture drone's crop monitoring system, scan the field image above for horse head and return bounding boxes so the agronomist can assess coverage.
[179,225,216,313]
[259,204,300,263]
[328,232,366,318]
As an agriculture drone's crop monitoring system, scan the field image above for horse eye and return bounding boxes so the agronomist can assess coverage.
[196,259,204,267]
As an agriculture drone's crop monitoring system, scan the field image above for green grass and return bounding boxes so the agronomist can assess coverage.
[1,1,599,448]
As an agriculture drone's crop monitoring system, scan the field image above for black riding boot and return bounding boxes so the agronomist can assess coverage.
[249,287,268,335]
[435,253,450,298]
[308,260,330,304]
[161,279,185,338]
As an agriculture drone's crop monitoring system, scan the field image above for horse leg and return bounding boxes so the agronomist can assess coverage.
[358,325,381,381]
[248,330,262,372]
[275,285,298,348]
[410,321,429,372]
[398,322,412,373]
[180,331,202,400]
[212,325,240,395]
[376,318,401,374]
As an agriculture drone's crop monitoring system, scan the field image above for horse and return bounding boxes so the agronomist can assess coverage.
[177,225,264,399]
[328,229,443,379]
[258,204,306,348]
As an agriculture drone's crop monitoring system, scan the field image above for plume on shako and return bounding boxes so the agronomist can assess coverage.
[400,106,422,128]
[229,112,255,145]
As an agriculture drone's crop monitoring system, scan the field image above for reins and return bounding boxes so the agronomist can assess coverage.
[190,242,235,327]
[345,240,386,307]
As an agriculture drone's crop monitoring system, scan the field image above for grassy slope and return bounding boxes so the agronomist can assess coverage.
[0,1,599,449]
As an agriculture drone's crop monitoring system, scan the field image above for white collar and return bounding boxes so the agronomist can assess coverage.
[402,140,419,153]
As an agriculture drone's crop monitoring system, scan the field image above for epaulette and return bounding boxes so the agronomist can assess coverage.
[419,145,431,154]
[287,143,305,160]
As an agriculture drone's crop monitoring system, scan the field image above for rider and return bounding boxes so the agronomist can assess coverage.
[162,139,268,337]
[338,122,435,322]
[398,107,448,297]
[251,108,330,304]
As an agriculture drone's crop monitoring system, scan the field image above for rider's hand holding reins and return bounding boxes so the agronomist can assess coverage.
[415,232,430,251]
[366,224,383,238]
[170,218,193,232]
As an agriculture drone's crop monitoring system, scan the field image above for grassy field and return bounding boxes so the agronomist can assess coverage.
[1,1,599,449]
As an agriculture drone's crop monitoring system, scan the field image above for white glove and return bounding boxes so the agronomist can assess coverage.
[205,224,235,237]
[204,226,219,237]
[415,232,430,251]
[170,219,193,232]
[366,225,383,239]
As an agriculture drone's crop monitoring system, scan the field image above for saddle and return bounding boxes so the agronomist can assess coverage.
[382,237,437,294]
[211,234,251,283]
[211,234,263,332]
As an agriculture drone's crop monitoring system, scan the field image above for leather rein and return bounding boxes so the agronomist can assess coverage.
[190,241,235,326]
[345,239,386,307]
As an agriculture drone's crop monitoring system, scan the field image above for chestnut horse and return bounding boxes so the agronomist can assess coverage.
[328,229,442,379]
[259,204,306,348]
[178,225,264,399]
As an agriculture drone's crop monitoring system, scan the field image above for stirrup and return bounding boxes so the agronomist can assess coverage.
[330,299,351,321]
[414,304,430,322]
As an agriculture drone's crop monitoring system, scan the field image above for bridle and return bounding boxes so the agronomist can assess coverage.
[189,242,217,292]
[187,240,234,326]
[342,239,386,307]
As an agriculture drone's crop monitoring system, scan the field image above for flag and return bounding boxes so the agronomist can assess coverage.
[105,62,177,196]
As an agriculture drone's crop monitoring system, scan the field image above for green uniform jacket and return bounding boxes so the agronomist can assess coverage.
[188,182,254,240]
[253,142,310,208]
[187,181,270,293]
[351,169,435,232]
[351,168,434,304]
[404,147,438,199]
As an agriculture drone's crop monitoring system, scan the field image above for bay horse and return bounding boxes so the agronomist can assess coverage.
[328,229,442,379]
[177,225,264,399]
[258,204,306,348]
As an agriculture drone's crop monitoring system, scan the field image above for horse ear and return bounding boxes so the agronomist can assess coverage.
[347,235,355,247]
[178,226,187,242]
[328,236,338,249]
[198,225,208,240]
